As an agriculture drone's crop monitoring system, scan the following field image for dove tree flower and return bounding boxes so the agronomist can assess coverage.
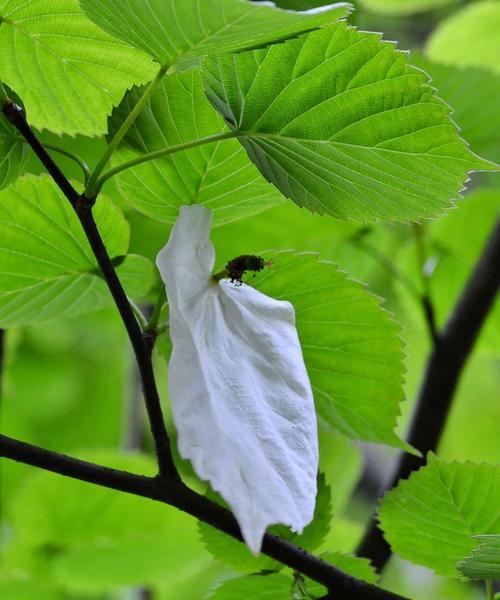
[156,205,318,554]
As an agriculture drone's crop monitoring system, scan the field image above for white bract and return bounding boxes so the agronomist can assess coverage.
[156,205,318,554]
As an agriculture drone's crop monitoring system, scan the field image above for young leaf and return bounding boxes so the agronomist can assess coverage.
[458,535,500,581]
[80,0,350,69]
[426,1,500,75]
[253,251,409,450]
[109,70,284,226]
[379,454,500,576]
[0,0,156,136]
[206,573,291,600]
[203,24,495,223]
[0,175,142,326]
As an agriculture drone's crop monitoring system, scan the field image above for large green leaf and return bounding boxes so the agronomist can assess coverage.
[426,1,500,75]
[5,452,210,592]
[359,0,459,15]
[412,55,500,163]
[80,0,350,69]
[206,573,291,600]
[0,175,148,327]
[253,251,408,449]
[203,24,495,223]
[110,70,284,226]
[0,0,156,136]
[458,535,500,581]
[379,454,500,576]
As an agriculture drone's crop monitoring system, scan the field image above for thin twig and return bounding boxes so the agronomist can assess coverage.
[13,136,91,183]
[1,99,178,480]
[0,434,409,600]
[356,219,500,571]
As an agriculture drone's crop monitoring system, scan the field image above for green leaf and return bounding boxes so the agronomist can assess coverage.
[206,573,291,600]
[199,473,332,573]
[80,0,350,69]
[458,535,500,581]
[358,0,459,15]
[0,174,131,327]
[109,70,284,226]
[379,454,500,577]
[412,54,500,163]
[0,0,156,136]
[253,251,408,450]
[203,24,495,223]
[305,551,378,597]
[426,1,500,75]
[5,452,210,592]
[0,89,28,188]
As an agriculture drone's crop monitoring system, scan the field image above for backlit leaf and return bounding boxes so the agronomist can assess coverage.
[0,0,156,136]
[204,24,495,222]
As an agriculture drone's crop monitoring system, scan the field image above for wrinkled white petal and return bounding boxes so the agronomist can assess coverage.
[157,205,318,554]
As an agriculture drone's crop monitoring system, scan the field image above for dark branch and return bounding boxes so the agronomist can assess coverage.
[357,219,500,571]
[0,433,409,600]
[2,99,177,480]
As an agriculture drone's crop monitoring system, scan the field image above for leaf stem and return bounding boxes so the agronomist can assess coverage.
[145,286,166,335]
[128,297,148,329]
[84,63,169,199]
[485,580,494,600]
[14,137,91,183]
[93,130,236,195]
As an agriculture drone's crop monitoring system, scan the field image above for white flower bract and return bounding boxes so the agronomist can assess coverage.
[156,205,318,554]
